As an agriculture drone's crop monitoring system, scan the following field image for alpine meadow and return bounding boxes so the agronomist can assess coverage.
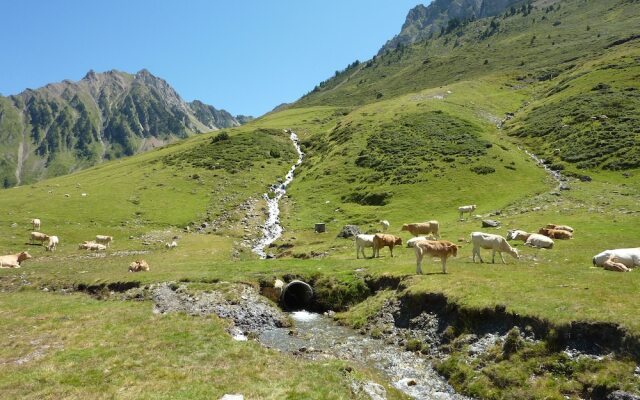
[1,1,639,399]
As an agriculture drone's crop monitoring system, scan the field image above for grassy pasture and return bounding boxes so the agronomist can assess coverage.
[1,0,640,397]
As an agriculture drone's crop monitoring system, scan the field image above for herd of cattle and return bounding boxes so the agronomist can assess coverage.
[0,218,159,272]
[355,205,640,274]
[1,209,638,274]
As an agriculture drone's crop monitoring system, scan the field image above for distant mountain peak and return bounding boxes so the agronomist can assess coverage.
[0,69,248,186]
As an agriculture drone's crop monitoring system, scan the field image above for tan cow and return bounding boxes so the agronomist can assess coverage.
[538,228,573,240]
[129,259,150,272]
[414,240,459,274]
[401,221,439,238]
[372,234,402,258]
[0,251,32,268]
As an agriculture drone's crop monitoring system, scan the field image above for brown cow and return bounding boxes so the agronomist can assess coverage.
[373,234,402,258]
[414,240,459,274]
[538,228,573,240]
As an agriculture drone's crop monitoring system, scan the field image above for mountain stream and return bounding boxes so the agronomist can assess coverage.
[259,311,470,400]
[252,130,304,259]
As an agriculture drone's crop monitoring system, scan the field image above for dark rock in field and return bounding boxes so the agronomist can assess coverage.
[559,183,571,191]
[482,219,501,228]
[608,391,640,400]
[337,225,360,238]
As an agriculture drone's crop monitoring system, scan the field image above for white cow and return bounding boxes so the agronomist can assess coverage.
[593,248,640,269]
[507,229,531,241]
[458,205,476,220]
[406,235,436,248]
[525,233,554,249]
[471,232,519,264]
[355,234,375,259]
[379,220,390,232]
[45,235,59,252]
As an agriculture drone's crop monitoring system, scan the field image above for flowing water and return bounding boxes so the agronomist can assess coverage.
[523,149,567,188]
[252,130,304,259]
[260,311,470,400]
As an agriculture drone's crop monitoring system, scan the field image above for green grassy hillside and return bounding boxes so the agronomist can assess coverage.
[1,0,640,398]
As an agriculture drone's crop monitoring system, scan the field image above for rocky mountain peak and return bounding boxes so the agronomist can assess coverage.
[380,0,522,53]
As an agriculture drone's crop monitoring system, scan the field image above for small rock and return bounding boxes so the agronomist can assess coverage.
[10,223,17,228]
[220,395,244,400]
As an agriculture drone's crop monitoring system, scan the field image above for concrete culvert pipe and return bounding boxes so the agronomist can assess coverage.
[281,280,314,310]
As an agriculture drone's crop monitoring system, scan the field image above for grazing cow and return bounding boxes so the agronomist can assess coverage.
[601,256,630,272]
[538,228,573,240]
[30,232,49,245]
[379,220,390,232]
[0,251,32,268]
[355,234,375,259]
[458,205,476,220]
[401,221,439,238]
[31,218,41,230]
[95,235,113,247]
[592,248,640,269]
[406,235,436,248]
[545,223,574,233]
[471,232,519,264]
[414,240,459,274]
[128,259,150,272]
[506,229,531,241]
[525,233,554,249]
[165,241,178,249]
[45,236,59,252]
[372,234,402,258]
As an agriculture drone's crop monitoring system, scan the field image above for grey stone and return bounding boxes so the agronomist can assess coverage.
[608,391,640,400]
[337,225,360,238]
[482,219,500,228]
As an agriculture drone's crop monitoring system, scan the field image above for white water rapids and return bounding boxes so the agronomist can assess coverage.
[252,130,304,259]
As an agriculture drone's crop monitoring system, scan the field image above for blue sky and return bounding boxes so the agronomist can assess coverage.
[1,1,424,117]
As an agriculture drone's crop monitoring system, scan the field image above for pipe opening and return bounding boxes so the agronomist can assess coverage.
[281,280,314,311]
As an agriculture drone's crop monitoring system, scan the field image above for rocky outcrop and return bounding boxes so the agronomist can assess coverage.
[380,0,522,53]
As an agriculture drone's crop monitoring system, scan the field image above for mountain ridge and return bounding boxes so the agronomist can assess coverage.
[0,69,247,187]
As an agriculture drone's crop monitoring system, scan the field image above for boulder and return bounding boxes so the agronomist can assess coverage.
[337,225,360,238]
[607,391,640,400]
[482,219,501,228]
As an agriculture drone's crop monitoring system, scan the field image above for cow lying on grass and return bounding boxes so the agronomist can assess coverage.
[414,239,459,274]
[129,259,150,272]
[0,251,32,268]
[593,248,640,269]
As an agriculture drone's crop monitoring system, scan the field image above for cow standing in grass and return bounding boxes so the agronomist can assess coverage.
[414,240,459,274]
[471,232,519,264]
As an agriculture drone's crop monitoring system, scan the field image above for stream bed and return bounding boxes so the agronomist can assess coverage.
[260,311,470,400]
[252,130,304,259]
